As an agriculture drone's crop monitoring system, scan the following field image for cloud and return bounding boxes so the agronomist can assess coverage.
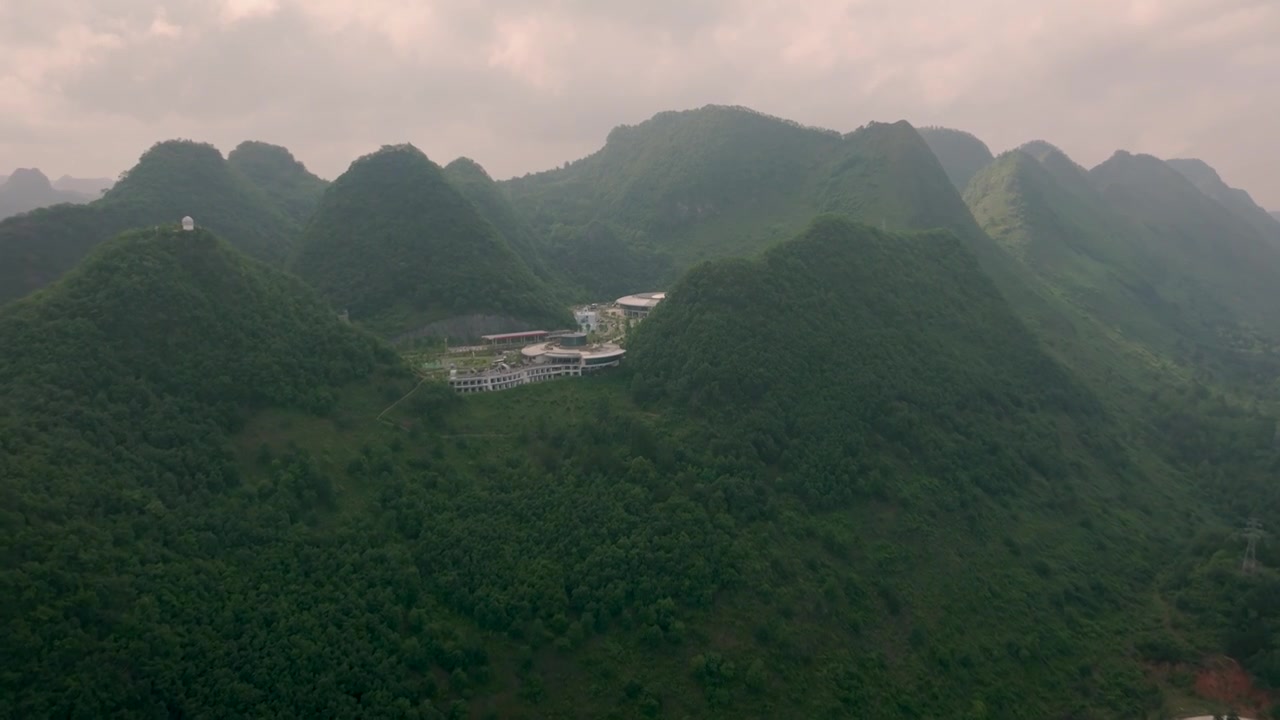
[0,0,1276,207]
[219,0,279,25]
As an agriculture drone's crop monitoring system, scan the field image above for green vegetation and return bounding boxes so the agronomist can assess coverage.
[1166,158,1280,242]
[5,105,1280,718]
[0,226,398,717]
[293,144,572,339]
[503,105,839,294]
[228,140,330,224]
[443,157,565,293]
[0,140,306,305]
[1090,151,1280,341]
[964,142,1280,711]
[0,215,1252,719]
[918,126,995,191]
[503,106,992,297]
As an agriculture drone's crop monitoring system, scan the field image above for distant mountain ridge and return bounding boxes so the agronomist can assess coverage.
[443,157,566,293]
[227,141,329,224]
[0,140,309,305]
[917,126,994,191]
[52,175,114,196]
[1165,157,1280,241]
[0,168,93,220]
[964,140,1280,401]
[503,105,993,297]
[1090,150,1280,339]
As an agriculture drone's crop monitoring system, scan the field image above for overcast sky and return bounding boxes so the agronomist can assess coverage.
[2,0,1277,207]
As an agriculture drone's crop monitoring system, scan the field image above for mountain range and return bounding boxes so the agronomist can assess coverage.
[292,143,571,339]
[502,106,999,297]
[1,104,1279,718]
[0,140,322,305]
[0,168,95,220]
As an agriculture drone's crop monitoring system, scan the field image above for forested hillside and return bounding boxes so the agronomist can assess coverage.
[293,144,571,339]
[1166,158,1280,242]
[3,215,1221,719]
[503,105,842,296]
[228,140,330,224]
[4,103,1280,718]
[0,140,305,305]
[442,157,564,293]
[0,225,395,717]
[502,106,1000,297]
[918,126,995,191]
[966,149,1195,360]
[1091,152,1280,341]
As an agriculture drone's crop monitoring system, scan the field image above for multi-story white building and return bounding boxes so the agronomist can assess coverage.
[448,334,625,394]
[574,310,600,333]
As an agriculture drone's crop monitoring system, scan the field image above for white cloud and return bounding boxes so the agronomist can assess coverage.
[0,0,1276,207]
[220,0,279,24]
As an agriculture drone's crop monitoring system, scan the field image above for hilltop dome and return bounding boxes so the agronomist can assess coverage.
[181,216,195,231]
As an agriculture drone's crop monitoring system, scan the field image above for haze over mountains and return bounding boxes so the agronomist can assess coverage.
[0,169,95,220]
[2,103,1280,718]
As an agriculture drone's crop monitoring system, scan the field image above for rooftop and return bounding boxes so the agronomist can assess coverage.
[616,291,666,308]
[481,330,549,341]
[521,340,625,362]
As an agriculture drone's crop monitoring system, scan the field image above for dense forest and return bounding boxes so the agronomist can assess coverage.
[0,140,307,305]
[227,140,331,225]
[292,144,572,339]
[2,104,1280,718]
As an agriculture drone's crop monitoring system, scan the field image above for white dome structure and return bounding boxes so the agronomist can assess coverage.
[181,216,195,232]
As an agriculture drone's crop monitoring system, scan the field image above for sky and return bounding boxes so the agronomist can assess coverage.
[2,0,1277,208]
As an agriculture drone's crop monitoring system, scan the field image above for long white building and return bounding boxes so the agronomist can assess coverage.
[448,334,625,394]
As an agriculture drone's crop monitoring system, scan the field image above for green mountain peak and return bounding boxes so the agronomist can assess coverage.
[293,144,570,339]
[917,126,995,191]
[1166,157,1280,240]
[227,140,329,224]
[0,139,306,305]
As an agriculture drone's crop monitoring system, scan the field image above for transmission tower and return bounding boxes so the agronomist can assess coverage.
[1242,518,1264,575]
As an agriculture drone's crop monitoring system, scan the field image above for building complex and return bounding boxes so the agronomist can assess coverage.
[449,333,625,394]
[615,292,666,318]
[447,291,664,394]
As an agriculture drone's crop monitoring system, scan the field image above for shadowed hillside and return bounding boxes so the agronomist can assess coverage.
[966,149,1192,359]
[0,140,305,305]
[293,144,571,338]
[625,215,1184,717]
[228,140,329,224]
[918,126,995,191]
[1166,158,1280,242]
[0,168,92,220]
[1091,151,1280,341]
[0,225,395,716]
[504,106,1006,298]
[443,157,564,292]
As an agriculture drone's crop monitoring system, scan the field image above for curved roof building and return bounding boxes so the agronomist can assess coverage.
[615,291,666,317]
[521,337,625,368]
